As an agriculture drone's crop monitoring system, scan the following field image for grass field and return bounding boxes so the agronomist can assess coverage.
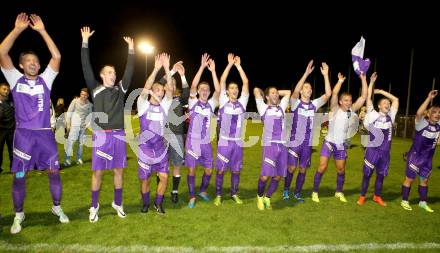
[0,118,440,253]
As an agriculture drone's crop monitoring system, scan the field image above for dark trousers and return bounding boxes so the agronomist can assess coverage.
[0,128,14,171]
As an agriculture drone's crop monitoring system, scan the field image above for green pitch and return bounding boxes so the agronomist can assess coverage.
[0,119,439,252]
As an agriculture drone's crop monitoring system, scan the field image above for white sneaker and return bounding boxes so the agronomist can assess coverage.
[51,205,70,223]
[111,201,126,218]
[89,204,99,223]
[76,159,83,165]
[10,212,25,234]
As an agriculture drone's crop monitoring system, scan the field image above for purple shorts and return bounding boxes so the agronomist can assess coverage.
[138,143,169,180]
[320,140,347,160]
[92,129,127,170]
[185,138,213,169]
[12,128,60,173]
[215,138,243,172]
[363,148,390,176]
[406,151,433,179]
[287,143,312,168]
[261,142,287,177]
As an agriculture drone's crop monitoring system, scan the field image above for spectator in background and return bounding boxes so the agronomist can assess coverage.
[64,88,93,166]
[0,82,14,174]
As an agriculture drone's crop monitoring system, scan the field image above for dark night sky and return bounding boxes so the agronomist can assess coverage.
[1,1,439,113]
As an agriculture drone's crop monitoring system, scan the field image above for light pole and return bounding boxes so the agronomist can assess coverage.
[138,42,155,76]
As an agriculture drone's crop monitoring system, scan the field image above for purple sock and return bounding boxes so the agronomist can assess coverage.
[336,172,345,193]
[12,176,26,212]
[402,185,411,201]
[360,174,371,196]
[215,172,224,196]
[313,172,323,193]
[91,190,100,208]
[199,173,211,193]
[155,194,164,205]
[114,188,123,206]
[142,191,150,206]
[187,175,195,198]
[374,174,385,197]
[294,172,306,194]
[257,178,267,197]
[418,185,428,202]
[231,173,240,196]
[48,172,62,206]
[266,178,280,198]
[284,171,294,191]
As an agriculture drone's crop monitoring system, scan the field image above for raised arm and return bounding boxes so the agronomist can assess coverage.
[162,53,174,100]
[416,90,437,122]
[176,63,190,104]
[254,87,264,100]
[366,72,377,109]
[330,73,346,111]
[234,56,249,96]
[29,14,61,72]
[292,60,314,99]
[190,53,209,96]
[0,13,29,70]
[375,88,399,112]
[352,73,368,112]
[220,53,235,91]
[208,59,220,103]
[120,36,135,92]
[320,62,332,101]
[80,26,98,90]
[141,54,163,98]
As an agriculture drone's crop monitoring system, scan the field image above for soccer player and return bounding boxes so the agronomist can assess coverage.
[138,53,174,214]
[254,86,291,210]
[0,13,69,234]
[283,60,331,202]
[186,53,220,208]
[213,53,249,206]
[357,72,399,206]
[401,90,440,212]
[311,72,367,203]
[161,61,188,204]
[64,88,93,166]
[80,26,134,222]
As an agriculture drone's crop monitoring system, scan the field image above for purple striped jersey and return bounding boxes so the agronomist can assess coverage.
[256,96,289,145]
[1,67,58,129]
[187,96,218,143]
[409,118,440,159]
[364,106,397,151]
[218,90,249,140]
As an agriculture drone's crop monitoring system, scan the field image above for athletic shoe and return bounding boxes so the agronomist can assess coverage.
[64,159,71,167]
[373,195,387,207]
[154,203,165,215]
[111,202,126,218]
[312,192,320,203]
[76,159,83,165]
[401,200,412,211]
[141,204,149,213]
[231,195,243,204]
[214,195,222,206]
[10,213,25,234]
[171,192,179,204]
[263,196,272,210]
[188,198,196,209]
[198,192,210,202]
[293,192,304,203]
[357,196,366,205]
[282,190,290,201]
[419,201,434,213]
[89,204,99,223]
[257,195,264,210]
[51,205,70,223]
[335,192,347,203]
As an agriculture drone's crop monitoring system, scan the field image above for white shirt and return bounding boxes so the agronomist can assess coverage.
[219,89,249,109]
[1,66,58,90]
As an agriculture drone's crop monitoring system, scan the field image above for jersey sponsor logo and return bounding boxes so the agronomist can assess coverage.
[373,121,392,130]
[13,148,32,161]
[422,130,439,139]
[409,163,420,173]
[364,159,375,169]
[224,105,243,115]
[194,106,211,116]
[298,108,315,117]
[38,94,44,111]
[96,150,113,160]
[146,112,164,122]
[266,108,283,117]
[16,83,44,96]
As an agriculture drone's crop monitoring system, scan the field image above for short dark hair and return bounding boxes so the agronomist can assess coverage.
[0,82,10,88]
[430,104,440,109]
[377,98,390,106]
[264,86,277,97]
[80,88,89,94]
[339,92,352,100]
[19,50,39,64]
[197,81,210,90]
[227,82,238,89]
